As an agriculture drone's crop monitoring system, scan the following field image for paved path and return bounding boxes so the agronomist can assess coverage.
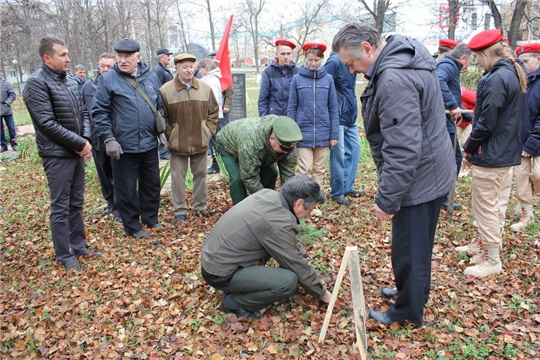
[1,124,222,192]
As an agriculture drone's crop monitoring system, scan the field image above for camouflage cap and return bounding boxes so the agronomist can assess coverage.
[272,116,302,151]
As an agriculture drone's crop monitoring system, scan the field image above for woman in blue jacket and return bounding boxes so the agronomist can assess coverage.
[287,43,339,186]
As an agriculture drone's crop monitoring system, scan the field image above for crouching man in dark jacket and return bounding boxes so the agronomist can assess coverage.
[23,37,102,271]
[333,23,455,327]
[201,174,332,319]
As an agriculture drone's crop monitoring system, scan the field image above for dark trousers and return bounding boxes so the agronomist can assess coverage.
[443,132,462,203]
[92,148,115,210]
[112,149,160,234]
[221,154,278,205]
[208,115,229,167]
[387,195,445,326]
[42,157,87,262]
[219,265,298,312]
[1,114,17,150]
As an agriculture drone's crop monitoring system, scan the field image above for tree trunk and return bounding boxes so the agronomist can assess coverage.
[484,0,502,29]
[447,0,460,40]
[206,0,216,50]
[508,0,527,48]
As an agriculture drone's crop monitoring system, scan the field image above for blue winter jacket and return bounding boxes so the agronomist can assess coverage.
[287,64,339,148]
[93,62,163,154]
[258,60,298,116]
[522,66,540,156]
[436,56,473,134]
[324,52,358,126]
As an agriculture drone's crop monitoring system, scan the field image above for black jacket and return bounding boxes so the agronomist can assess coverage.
[81,74,105,151]
[23,64,91,158]
[521,66,540,156]
[361,35,455,214]
[153,62,174,86]
[463,59,524,167]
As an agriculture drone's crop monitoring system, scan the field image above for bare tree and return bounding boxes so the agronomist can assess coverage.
[288,0,330,62]
[185,0,217,50]
[482,0,502,29]
[357,0,392,33]
[447,0,460,39]
[482,0,527,49]
[239,0,267,74]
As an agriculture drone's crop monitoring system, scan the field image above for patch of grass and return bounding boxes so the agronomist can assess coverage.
[298,221,326,245]
[13,106,32,126]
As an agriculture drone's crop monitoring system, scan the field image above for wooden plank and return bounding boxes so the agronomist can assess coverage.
[318,247,352,343]
[348,248,368,359]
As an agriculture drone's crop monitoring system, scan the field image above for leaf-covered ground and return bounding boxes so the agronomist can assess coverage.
[1,140,539,359]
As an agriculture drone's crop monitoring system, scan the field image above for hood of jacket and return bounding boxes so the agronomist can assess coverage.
[205,68,222,79]
[298,64,328,79]
[366,34,436,81]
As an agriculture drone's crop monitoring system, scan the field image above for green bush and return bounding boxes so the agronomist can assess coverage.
[460,67,483,91]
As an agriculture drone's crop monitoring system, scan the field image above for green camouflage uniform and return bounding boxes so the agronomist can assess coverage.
[216,115,297,200]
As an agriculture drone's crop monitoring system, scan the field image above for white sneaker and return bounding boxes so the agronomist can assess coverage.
[464,249,502,277]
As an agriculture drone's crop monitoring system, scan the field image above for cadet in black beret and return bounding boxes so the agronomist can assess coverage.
[156,48,173,56]
[113,38,140,54]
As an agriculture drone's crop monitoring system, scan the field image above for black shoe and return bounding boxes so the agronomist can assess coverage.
[175,214,186,222]
[146,223,163,229]
[344,189,365,197]
[131,230,150,239]
[159,154,170,160]
[332,196,350,206]
[63,258,83,271]
[75,248,103,257]
[220,294,263,320]
[380,288,400,300]
[207,166,220,174]
[11,145,18,151]
[114,214,123,223]
[197,209,211,218]
[0,148,7,153]
[101,207,115,216]
[369,311,393,325]
[442,202,462,210]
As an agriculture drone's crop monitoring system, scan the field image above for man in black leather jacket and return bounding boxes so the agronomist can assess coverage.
[23,36,103,271]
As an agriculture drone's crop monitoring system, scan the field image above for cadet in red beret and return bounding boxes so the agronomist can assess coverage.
[511,43,540,231]
[437,38,459,61]
[455,28,528,277]
[258,40,299,117]
[302,42,327,53]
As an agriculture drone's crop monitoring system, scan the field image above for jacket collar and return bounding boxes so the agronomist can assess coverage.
[278,192,299,224]
[42,64,67,80]
[174,76,199,91]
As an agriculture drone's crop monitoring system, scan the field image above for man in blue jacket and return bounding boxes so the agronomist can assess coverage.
[333,23,455,327]
[325,52,364,206]
[436,43,474,209]
[93,38,167,239]
[81,52,120,222]
[258,40,298,116]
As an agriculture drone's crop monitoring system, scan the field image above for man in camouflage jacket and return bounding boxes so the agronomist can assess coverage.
[215,115,302,205]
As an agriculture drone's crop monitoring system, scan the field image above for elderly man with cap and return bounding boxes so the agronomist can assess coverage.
[216,115,302,205]
[154,48,174,86]
[159,53,219,222]
[509,44,540,231]
[332,23,455,327]
[154,47,174,160]
[201,174,332,320]
[93,38,167,239]
[258,39,299,117]
[437,38,459,61]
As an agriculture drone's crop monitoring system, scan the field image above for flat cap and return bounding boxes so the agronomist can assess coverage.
[113,38,140,53]
[174,53,197,65]
[272,116,302,151]
[467,30,503,51]
[208,50,217,57]
[156,48,173,56]
[515,43,540,56]
[275,39,296,50]
[302,42,327,53]
[439,39,458,49]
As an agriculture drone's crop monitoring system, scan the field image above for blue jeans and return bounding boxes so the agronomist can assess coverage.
[329,124,361,198]
[1,114,17,150]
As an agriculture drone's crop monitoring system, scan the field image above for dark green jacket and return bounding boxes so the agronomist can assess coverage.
[216,115,297,194]
[201,189,326,298]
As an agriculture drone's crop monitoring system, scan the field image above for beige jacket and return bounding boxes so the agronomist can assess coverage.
[160,76,219,156]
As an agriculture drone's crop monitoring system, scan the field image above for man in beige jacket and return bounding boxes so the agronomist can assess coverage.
[160,53,219,222]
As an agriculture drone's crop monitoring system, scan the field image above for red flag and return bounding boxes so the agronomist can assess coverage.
[215,15,233,91]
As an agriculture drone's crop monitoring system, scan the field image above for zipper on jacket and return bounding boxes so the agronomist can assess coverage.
[61,80,82,136]
[313,71,316,149]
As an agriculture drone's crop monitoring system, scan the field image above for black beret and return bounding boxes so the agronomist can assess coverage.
[113,38,141,53]
[156,48,173,55]
[208,50,217,57]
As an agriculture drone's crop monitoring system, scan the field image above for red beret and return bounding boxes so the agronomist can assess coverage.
[439,39,458,49]
[275,39,296,50]
[302,42,327,53]
[467,29,504,51]
[516,43,540,56]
